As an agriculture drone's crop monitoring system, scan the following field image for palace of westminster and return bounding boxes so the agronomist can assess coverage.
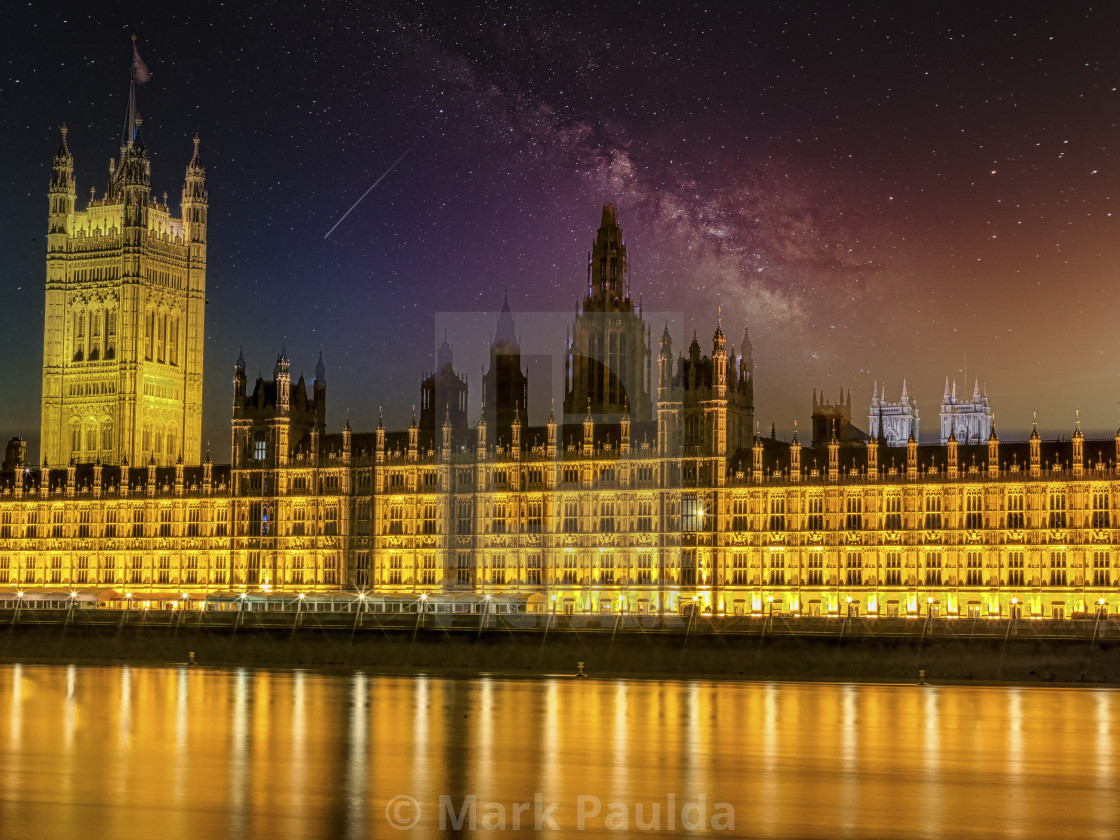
[6,78,1120,622]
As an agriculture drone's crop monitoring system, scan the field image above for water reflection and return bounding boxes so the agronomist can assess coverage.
[0,666,1117,839]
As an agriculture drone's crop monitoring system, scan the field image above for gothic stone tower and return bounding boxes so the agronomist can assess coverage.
[482,294,528,446]
[563,204,653,424]
[40,74,207,468]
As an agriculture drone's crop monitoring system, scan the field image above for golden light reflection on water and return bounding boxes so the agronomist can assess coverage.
[0,667,1118,839]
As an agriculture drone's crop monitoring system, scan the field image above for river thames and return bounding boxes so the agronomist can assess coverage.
[0,664,1115,838]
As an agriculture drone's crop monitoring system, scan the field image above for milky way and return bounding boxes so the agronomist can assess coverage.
[4,2,1120,454]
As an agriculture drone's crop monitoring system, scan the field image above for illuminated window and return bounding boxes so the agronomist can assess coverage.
[768,551,785,585]
[965,491,983,529]
[323,554,338,585]
[526,553,542,586]
[966,551,983,586]
[599,500,615,533]
[491,501,506,535]
[1092,490,1111,529]
[525,500,542,534]
[884,494,902,530]
[806,552,824,586]
[291,556,304,585]
[422,503,437,535]
[354,552,371,587]
[561,553,578,584]
[1048,489,1067,529]
[456,552,472,584]
[157,555,170,584]
[159,506,172,538]
[924,493,942,530]
[1094,550,1110,587]
[184,556,199,585]
[1048,550,1067,586]
[807,495,824,531]
[563,500,578,534]
[388,503,404,535]
[845,551,862,586]
[50,555,63,584]
[1007,551,1025,586]
[845,495,863,531]
[387,554,403,586]
[636,553,653,584]
[731,551,749,586]
[769,495,786,532]
[490,554,506,585]
[884,551,902,586]
[681,549,698,586]
[637,499,653,532]
[75,555,89,584]
[732,495,748,531]
[253,439,266,461]
[925,551,942,586]
[682,494,701,532]
[457,501,472,535]
[420,556,437,586]
[599,552,615,585]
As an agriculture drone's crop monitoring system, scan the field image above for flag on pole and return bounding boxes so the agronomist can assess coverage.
[132,42,150,84]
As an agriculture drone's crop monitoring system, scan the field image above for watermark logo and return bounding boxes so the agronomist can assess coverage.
[385,793,734,831]
[385,794,421,830]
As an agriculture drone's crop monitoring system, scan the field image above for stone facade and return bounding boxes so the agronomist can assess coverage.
[40,96,207,468]
[868,381,919,447]
[940,379,993,444]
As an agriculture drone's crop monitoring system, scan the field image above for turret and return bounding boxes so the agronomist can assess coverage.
[790,424,801,482]
[181,134,208,260]
[408,413,418,462]
[828,422,839,482]
[441,407,452,462]
[987,417,999,478]
[375,411,385,464]
[275,348,290,414]
[620,399,631,454]
[203,449,213,494]
[511,404,522,459]
[342,419,352,465]
[1072,412,1084,478]
[907,423,918,481]
[1030,414,1041,478]
[947,425,958,480]
[867,435,878,476]
[48,125,76,248]
[546,407,557,459]
[93,459,103,498]
[174,455,184,495]
[658,324,673,397]
[582,401,594,457]
[233,347,247,411]
[712,309,727,395]
[752,434,764,483]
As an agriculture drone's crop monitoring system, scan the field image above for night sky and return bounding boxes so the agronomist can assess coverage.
[4,2,1120,456]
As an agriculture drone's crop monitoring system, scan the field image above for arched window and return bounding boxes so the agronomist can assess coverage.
[168,316,179,366]
[167,429,177,457]
[154,427,164,457]
[101,423,112,451]
[142,426,152,453]
[71,426,81,453]
[74,310,85,361]
[106,310,117,358]
[145,311,154,360]
[85,425,97,453]
[89,310,101,360]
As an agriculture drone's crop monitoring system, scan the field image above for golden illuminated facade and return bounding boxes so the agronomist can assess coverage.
[8,169,1120,621]
[41,93,207,469]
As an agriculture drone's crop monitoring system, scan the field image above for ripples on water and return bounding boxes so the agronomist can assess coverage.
[0,665,1115,839]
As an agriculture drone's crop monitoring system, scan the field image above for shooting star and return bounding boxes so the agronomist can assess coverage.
[323,141,417,239]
